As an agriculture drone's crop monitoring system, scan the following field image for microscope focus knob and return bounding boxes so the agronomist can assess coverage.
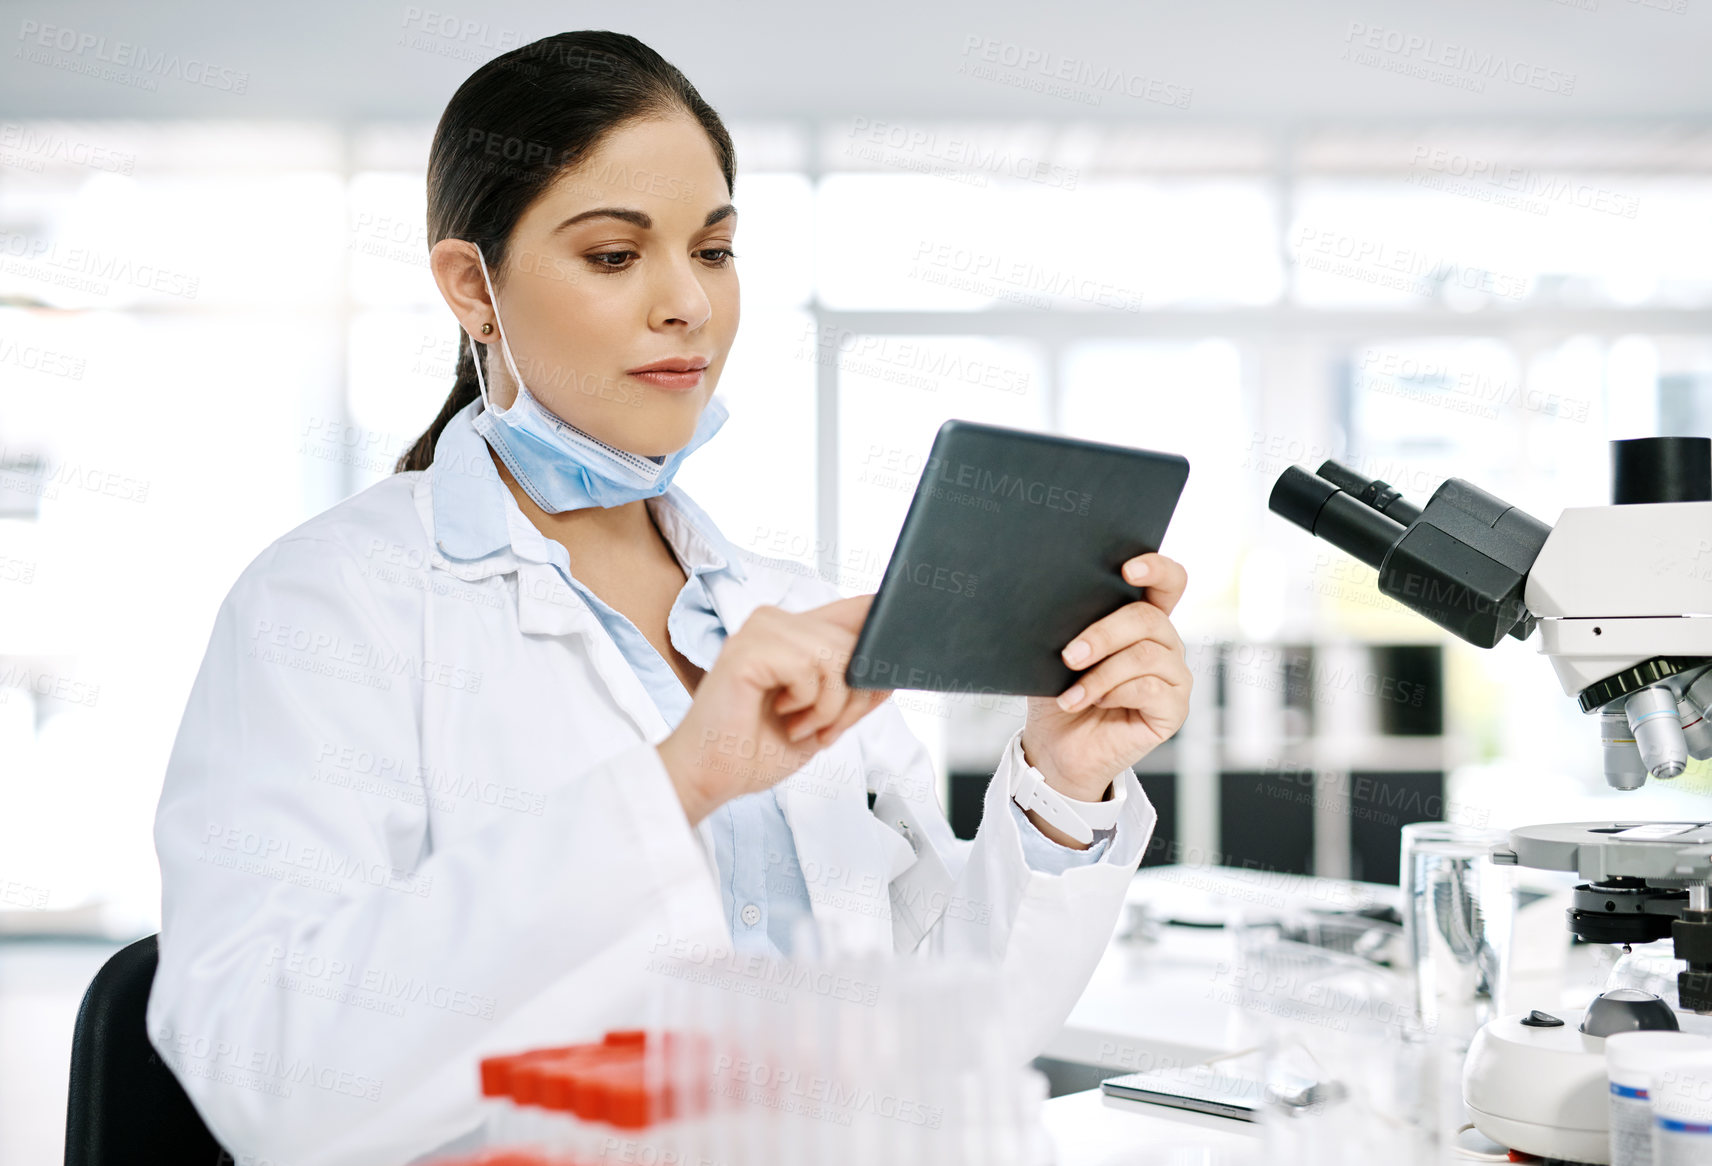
[1680,972,1712,1014]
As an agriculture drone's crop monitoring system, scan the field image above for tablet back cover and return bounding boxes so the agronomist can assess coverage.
[846,420,1189,697]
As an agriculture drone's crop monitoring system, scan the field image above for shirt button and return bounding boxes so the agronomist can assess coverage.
[740,903,761,927]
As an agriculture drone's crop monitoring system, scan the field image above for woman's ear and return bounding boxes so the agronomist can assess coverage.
[430,239,495,341]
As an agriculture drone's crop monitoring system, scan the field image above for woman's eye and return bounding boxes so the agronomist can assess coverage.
[585,248,736,271]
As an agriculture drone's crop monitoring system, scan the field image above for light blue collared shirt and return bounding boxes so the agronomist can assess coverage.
[429,400,1109,959]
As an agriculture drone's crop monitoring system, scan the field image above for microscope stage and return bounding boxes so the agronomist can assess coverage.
[1499,822,1712,884]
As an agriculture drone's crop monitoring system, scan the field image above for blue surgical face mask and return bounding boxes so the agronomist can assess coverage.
[464,244,728,512]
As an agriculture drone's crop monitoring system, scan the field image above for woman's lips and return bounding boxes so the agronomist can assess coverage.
[626,368,705,391]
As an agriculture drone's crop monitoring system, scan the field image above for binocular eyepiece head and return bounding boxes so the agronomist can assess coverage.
[1268,460,1551,649]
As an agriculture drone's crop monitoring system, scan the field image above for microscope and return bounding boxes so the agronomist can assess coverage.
[1269,436,1712,1164]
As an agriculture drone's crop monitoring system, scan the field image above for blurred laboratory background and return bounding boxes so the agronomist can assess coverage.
[3,0,1712,1159]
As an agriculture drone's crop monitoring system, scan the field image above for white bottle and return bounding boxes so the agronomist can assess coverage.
[1606,1032,1712,1166]
[1651,1058,1712,1166]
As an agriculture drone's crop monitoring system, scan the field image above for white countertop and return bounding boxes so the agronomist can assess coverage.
[1043,865,1402,1075]
[1042,1086,1261,1166]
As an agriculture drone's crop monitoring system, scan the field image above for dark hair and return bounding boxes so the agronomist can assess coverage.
[394,31,737,473]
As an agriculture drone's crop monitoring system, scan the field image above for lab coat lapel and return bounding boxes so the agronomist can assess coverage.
[699,563,784,636]
[701,562,898,950]
[514,561,674,746]
[774,738,900,954]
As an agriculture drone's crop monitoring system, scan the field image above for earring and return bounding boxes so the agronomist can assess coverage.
[480,322,493,335]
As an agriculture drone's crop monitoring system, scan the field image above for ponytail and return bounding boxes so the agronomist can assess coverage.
[394,334,482,473]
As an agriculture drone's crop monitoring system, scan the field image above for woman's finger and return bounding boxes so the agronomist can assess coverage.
[815,687,893,746]
[1058,639,1183,712]
[736,617,825,719]
[780,619,864,741]
[805,592,876,633]
[1059,600,1183,674]
[1094,667,1193,735]
[1092,650,1194,710]
[1119,552,1189,617]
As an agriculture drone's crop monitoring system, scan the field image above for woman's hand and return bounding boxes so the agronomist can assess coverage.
[1020,552,1192,817]
[656,595,894,825]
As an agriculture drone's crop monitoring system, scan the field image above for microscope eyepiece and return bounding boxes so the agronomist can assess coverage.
[1267,461,1551,648]
[1314,460,1424,526]
[1267,465,1406,570]
[1612,436,1712,505]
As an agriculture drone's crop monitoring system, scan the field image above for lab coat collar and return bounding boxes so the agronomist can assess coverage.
[426,397,752,586]
[428,397,512,563]
[418,395,791,703]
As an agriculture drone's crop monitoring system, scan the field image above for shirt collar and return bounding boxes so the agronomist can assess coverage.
[428,396,749,583]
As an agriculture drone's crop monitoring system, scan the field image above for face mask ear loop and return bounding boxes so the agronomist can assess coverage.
[466,328,493,414]
[472,245,532,416]
[465,244,497,414]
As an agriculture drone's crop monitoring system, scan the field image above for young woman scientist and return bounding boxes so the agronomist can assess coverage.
[147,30,1193,1166]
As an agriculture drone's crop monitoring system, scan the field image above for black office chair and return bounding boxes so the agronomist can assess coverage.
[65,934,229,1166]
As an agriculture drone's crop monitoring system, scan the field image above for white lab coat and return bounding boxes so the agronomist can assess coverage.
[147,462,1158,1166]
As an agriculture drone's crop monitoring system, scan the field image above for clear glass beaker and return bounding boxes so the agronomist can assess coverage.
[1401,821,1515,1045]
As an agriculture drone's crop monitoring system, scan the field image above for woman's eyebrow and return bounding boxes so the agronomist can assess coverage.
[553,203,738,233]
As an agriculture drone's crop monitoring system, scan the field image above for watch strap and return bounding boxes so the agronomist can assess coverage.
[1009,743,1126,845]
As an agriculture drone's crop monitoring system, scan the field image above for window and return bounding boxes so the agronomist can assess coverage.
[4,119,1712,928]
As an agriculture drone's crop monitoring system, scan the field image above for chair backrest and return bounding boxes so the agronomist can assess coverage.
[65,934,228,1166]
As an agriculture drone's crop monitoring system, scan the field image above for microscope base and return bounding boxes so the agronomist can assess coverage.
[1463,1009,1610,1165]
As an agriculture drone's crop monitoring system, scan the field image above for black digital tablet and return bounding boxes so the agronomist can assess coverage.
[844,419,1190,697]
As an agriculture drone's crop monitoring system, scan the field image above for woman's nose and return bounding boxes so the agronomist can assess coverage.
[650,257,714,330]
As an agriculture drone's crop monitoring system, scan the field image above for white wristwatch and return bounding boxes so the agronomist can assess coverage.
[1009,739,1126,846]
